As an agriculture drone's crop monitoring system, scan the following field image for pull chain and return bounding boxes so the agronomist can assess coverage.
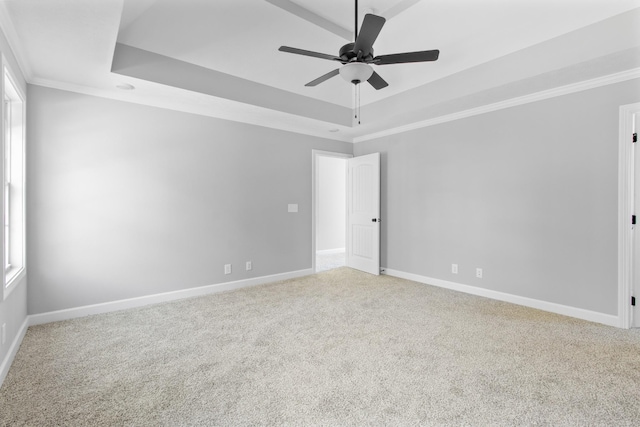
[354,84,357,120]
[354,83,361,125]
[358,83,361,125]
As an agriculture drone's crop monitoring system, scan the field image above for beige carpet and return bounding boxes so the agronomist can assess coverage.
[316,251,345,272]
[1,267,639,426]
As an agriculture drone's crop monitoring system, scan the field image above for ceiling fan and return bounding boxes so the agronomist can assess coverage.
[278,0,440,90]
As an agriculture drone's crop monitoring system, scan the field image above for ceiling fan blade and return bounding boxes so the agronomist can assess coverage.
[373,50,440,65]
[367,71,388,90]
[353,14,386,56]
[279,46,342,62]
[305,69,340,87]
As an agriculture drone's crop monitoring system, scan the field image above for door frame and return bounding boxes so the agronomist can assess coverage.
[311,150,352,273]
[618,102,640,328]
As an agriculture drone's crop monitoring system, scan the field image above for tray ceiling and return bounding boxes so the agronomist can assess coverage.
[1,0,639,142]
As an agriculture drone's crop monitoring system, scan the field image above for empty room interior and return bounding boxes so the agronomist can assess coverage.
[1,0,640,424]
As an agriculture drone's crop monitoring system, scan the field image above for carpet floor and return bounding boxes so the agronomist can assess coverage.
[1,267,639,426]
[316,251,346,272]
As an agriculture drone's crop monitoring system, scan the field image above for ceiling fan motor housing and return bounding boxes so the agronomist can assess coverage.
[339,43,356,61]
[339,42,374,62]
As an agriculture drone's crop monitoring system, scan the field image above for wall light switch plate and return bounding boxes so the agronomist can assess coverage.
[288,204,298,213]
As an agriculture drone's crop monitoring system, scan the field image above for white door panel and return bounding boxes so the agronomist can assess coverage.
[347,153,380,275]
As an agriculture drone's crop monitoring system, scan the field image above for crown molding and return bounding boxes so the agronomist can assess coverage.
[29,77,354,143]
[31,67,640,146]
[354,68,640,143]
[0,2,33,81]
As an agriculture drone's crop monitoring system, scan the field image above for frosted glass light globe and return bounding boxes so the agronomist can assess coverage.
[339,63,373,84]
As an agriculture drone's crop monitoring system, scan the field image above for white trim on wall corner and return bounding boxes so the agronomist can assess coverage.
[0,317,28,388]
[382,268,620,328]
[354,68,640,143]
[28,268,314,326]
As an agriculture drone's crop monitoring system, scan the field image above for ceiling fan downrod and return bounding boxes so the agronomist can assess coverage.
[355,0,358,40]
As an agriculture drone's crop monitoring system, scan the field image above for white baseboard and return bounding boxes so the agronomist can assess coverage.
[29,268,314,326]
[0,317,29,387]
[2,269,313,388]
[382,268,620,328]
[3,266,619,389]
[316,248,345,255]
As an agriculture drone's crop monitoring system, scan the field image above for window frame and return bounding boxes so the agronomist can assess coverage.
[2,58,26,300]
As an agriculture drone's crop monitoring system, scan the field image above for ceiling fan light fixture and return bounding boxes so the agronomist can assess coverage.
[339,63,373,84]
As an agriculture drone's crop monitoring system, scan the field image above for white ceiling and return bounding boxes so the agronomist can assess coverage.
[1,0,639,142]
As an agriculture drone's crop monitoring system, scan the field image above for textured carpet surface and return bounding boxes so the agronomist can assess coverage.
[1,268,639,426]
[316,251,345,272]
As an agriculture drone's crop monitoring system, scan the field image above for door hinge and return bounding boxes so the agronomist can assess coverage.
[634,133,637,143]
[632,296,636,306]
[633,215,636,225]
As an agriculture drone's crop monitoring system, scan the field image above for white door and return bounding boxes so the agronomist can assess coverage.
[346,152,380,275]
[633,113,640,327]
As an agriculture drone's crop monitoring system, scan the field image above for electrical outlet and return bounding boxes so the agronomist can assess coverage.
[1,323,6,346]
[224,264,232,275]
[476,268,483,279]
[451,263,458,274]
[246,261,252,271]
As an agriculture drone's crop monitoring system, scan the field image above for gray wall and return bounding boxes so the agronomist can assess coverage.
[355,79,640,316]
[0,25,27,373]
[27,86,351,314]
[22,73,640,317]
[317,156,346,251]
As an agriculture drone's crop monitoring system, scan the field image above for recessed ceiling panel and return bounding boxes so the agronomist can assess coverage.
[288,0,410,32]
[116,0,640,111]
[1,0,639,141]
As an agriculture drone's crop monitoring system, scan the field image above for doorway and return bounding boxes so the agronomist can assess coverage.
[312,150,351,273]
